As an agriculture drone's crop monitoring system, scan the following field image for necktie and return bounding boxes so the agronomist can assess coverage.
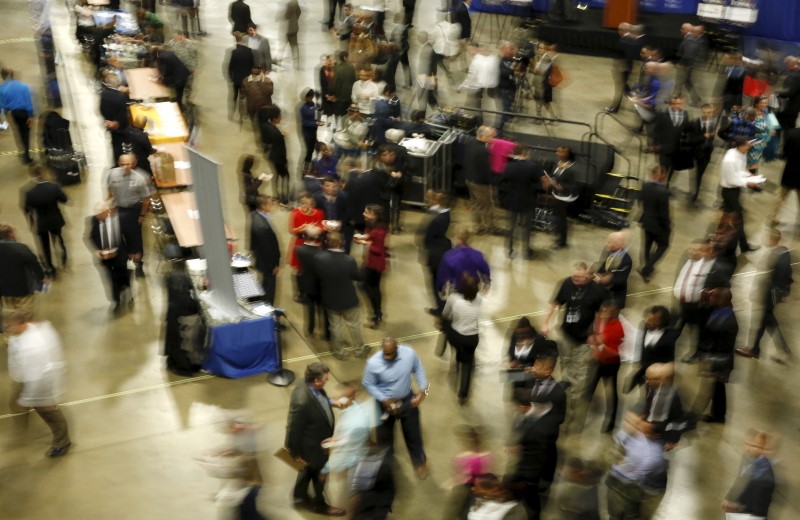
[316,391,333,424]
[605,253,614,271]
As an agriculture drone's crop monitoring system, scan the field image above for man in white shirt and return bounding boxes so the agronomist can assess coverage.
[719,137,763,253]
[460,42,499,115]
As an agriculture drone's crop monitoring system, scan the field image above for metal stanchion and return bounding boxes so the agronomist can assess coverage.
[266,309,296,386]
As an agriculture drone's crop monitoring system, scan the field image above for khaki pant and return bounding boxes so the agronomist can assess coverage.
[328,306,365,356]
[466,180,495,232]
[768,187,800,224]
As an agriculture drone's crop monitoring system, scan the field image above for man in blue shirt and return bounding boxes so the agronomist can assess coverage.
[0,68,35,164]
[362,337,430,479]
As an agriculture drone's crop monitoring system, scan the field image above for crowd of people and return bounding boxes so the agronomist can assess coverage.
[1,1,799,519]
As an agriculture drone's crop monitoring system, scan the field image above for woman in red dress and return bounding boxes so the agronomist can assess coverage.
[584,300,624,433]
[354,204,388,327]
[288,193,324,271]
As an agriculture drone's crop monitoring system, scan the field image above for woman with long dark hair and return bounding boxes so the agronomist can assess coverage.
[240,154,267,213]
[442,273,483,405]
[354,204,388,327]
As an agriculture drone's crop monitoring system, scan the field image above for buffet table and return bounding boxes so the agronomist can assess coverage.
[129,102,189,144]
[125,68,175,101]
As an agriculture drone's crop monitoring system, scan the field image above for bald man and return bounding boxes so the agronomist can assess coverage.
[640,363,686,449]
[595,231,633,308]
[106,153,151,277]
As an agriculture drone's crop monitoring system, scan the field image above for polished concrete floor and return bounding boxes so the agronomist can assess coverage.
[0,0,798,518]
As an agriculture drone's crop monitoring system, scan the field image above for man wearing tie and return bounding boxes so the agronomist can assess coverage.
[638,165,671,283]
[652,96,692,184]
[689,103,719,204]
[595,231,633,308]
[88,203,131,315]
[285,362,346,516]
[249,195,281,305]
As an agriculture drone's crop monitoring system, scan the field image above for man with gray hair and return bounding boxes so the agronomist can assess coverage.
[106,153,151,278]
[464,125,498,234]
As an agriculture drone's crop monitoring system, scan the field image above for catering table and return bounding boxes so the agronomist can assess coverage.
[203,316,279,378]
[125,68,175,101]
[161,191,234,248]
[129,102,189,144]
[151,142,193,188]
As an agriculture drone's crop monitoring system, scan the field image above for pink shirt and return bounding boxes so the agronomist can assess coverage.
[488,139,517,175]
[453,452,493,484]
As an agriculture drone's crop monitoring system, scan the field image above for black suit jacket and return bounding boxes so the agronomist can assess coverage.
[157,50,191,89]
[343,170,387,226]
[729,456,775,517]
[295,243,322,297]
[259,120,287,166]
[464,138,491,185]
[249,211,281,275]
[88,214,129,257]
[453,0,471,40]
[228,0,253,34]
[99,85,130,132]
[688,117,717,159]
[778,69,800,114]
[501,158,543,212]
[227,44,255,85]
[638,181,671,237]
[313,192,349,222]
[634,326,679,384]
[767,247,793,308]
[511,410,562,480]
[23,181,68,233]
[314,249,362,311]
[423,210,451,269]
[597,250,633,307]
[0,240,44,297]
[780,128,800,190]
[285,383,334,469]
[652,109,691,155]
[699,306,738,378]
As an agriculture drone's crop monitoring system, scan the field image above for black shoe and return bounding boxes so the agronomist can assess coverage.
[637,268,652,283]
[425,307,442,317]
[46,443,72,458]
[682,352,700,363]
[702,415,725,424]
[524,248,535,259]
[603,106,619,114]
[135,267,146,278]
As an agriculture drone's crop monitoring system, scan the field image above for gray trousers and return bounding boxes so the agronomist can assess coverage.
[328,306,365,355]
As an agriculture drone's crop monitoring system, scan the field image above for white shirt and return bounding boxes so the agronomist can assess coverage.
[719,147,751,188]
[7,321,65,407]
[643,329,665,348]
[673,258,711,302]
[442,292,482,336]
[460,53,500,91]
[351,80,380,115]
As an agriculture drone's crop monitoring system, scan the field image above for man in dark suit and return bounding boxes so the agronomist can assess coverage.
[228,0,253,34]
[22,165,69,277]
[694,288,737,423]
[453,0,471,41]
[296,241,328,339]
[225,31,255,119]
[285,362,346,517]
[342,167,387,234]
[249,195,281,305]
[674,24,706,105]
[420,190,452,314]
[638,165,671,282]
[737,228,793,362]
[156,49,191,110]
[605,23,645,113]
[0,223,45,314]
[722,429,776,518]
[651,95,692,184]
[630,306,679,389]
[595,231,633,308]
[313,232,367,359]
[768,127,800,226]
[87,204,131,314]
[501,146,543,260]
[258,106,290,203]
[99,73,131,161]
[314,177,352,252]
[715,52,744,113]
[777,56,800,131]
[688,103,719,203]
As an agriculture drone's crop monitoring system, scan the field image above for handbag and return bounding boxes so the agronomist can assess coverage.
[548,64,563,87]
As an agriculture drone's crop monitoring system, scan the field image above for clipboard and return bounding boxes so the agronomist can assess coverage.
[273,447,308,471]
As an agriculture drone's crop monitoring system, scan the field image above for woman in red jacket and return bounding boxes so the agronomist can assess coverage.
[585,300,624,433]
[354,204,388,327]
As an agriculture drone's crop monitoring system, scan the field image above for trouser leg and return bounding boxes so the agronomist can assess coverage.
[37,231,54,272]
[711,381,726,420]
[768,187,791,223]
[399,404,426,467]
[53,230,67,266]
[11,109,32,163]
[342,306,365,351]
[328,310,346,355]
[34,406,70,448]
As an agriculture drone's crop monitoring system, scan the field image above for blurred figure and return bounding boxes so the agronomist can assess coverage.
[225,32,255,120]
[768,127,800,226]
[414,31,438,114]
[285,362,347,516]
[541,145,578,249]
[674,24,706,105]
[746,95,772,174]
[354,204,389,327]
[240,154,270,213]
[638,165,671,282]
[86,203,132,315]
[228,0,253,34]
[244,23,272,72]
[451,425,493,487]
[163,261,203,376]
[299,88,318,167]
[532,42,558,123]
[464,126,498,235]
[629,306,677,390]
[241,67,274,133]
[721,430,777,518]
[443,474,526,520]
[4,309,71,458]
[259,106,290,203]
[0,68,34,164]
[688,103,719,203]
[284,0,302,69]
[419,190,452,314]
[605,23,643,114]
[155,48,191,111]
[718,137,763,253]
[441,273,483,404]
[551,458,601,520]
[585,300,624,433]
[715,52,744,113]
[496,41,517,130]
[605,412,668,519]
[736,228,793,363]
[501,145,542,260]
[106,153,150,278]
[249,195,281,305]
[436,226,491,303]
[639,363,687,450]
[776,56,800,131]
[349,441,396,520]
[22,164,68,278]
[651,95,692,184]
[594,231,633,308]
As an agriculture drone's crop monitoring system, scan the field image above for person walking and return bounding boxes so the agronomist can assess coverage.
[226,32,255,120]
[441,274,482,405]
[0,223,45,314]
[22,165,69,278]
[3,309,71,458]
[0,68,34,164]
[354,204,388,327]
[718,137,763,254]
[638,165,671,283]
[363,337,430,479]
[106,153,151,278]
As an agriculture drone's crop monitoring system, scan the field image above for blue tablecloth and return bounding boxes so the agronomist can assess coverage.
[471,0,536,15]
[203,316,279,378]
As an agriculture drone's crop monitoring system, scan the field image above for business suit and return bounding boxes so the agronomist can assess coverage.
[777,68,800,131]
[0,238,44,313]
[716,64,744,112]
[632,326,679,387]
[228,0,253,34]
[696,305,738,421]
[652,108,692,181]
[453,0,471,40]
[87,215,130,307]
[99,85,130,161]
[509,407,562,517]
[770,127,800,224]
[750,247,793,357]
[726,455,775,518]
[258,118,290,202]
[343,169,388,232]
[249,210,280,304]
[689,115,718,201]
[296,243,328,339]
[422,209,451,311]
[286,383,335,510]
[674,35,706,104]
[157,50,190,109]
[502,158,543,257]
[596,250,632,308]
[23,180,68,273]
[313,249,366,357]
[638,180,671,277]
[226,43,255,115]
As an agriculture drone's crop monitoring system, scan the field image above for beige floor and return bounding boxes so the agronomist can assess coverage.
[0,0,798,519]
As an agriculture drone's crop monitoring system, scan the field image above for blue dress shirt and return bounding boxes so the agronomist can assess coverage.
[0,79,34,116]
[362,345,429,401]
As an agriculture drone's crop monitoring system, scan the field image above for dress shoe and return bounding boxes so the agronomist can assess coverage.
[46,442,72,458]
[735,348,759,359]
[315,505,346,517]
[425,307,442,317]
[702,415,725,424]
[603,106,619,114]
[681,352,700,363]
[637,268,651,283]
